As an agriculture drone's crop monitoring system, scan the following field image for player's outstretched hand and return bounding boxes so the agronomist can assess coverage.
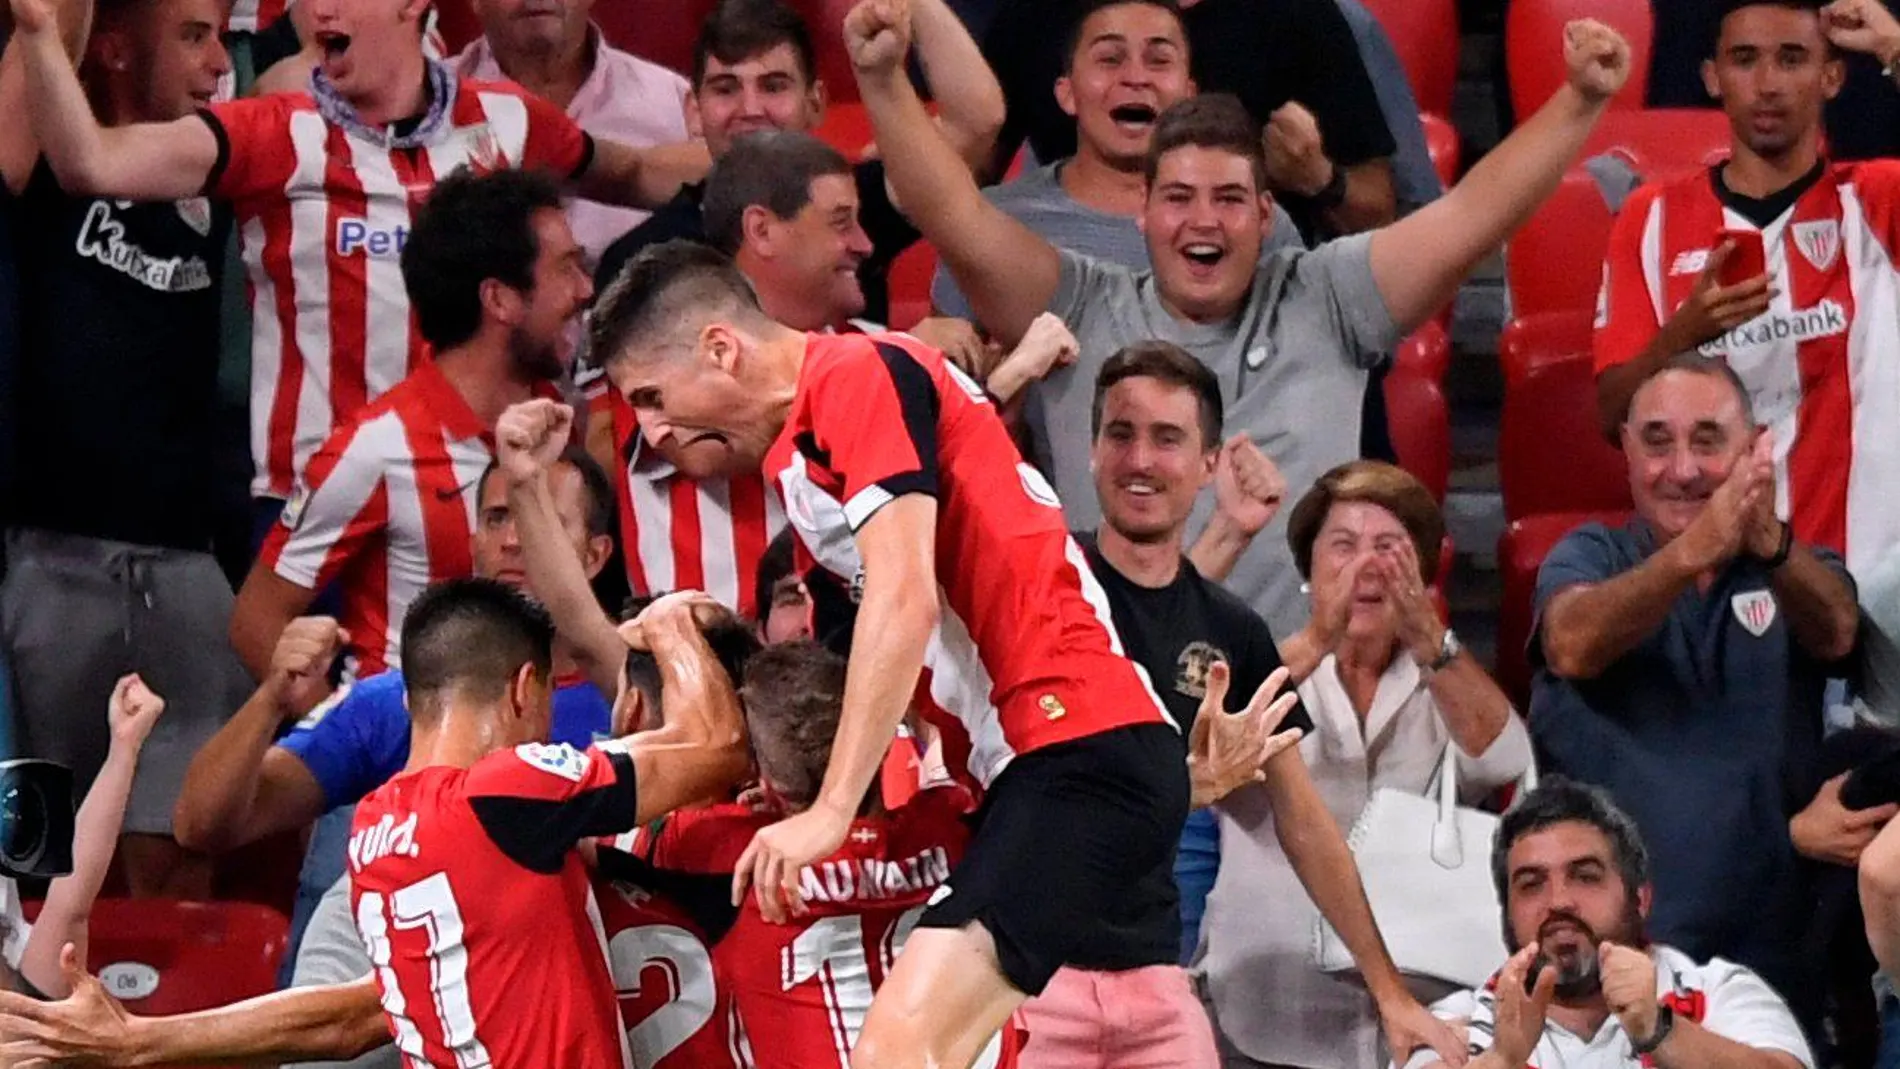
[732,803,853,923]
[495,399,574,486]
[1563,19,1632,105]
[0,944,137,1066]
[1187,664,1303,809]
[844,0,912,77]
[105,674,165,754]
[620,590,727,654]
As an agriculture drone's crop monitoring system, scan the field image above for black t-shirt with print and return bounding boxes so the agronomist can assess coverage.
[1,160,232,549]
[1078,532,1311,739]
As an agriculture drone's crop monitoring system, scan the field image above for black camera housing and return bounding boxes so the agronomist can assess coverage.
[0,759,75,880]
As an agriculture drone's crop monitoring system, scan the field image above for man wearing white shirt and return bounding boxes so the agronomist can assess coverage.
[1403,779,1813,1069]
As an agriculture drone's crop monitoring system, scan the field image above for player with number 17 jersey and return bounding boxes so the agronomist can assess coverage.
[348,742,640,1069]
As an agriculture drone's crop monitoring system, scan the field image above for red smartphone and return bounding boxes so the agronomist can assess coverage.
[1717,229,1767,285]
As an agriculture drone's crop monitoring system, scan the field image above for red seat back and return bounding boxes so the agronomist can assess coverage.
[1498,309,1595,388]
[1582,107,1733,176]
[1385,364,1450,505]
[1359,0,1460,117]
[598,0,721,75]
[433,0,480,55]
[792,0,864,102]
[28,899,289,1030]
[886,242,938,330]
[1499,355,1633,522]
[1496,510,1634,706]
[1422,112,1461,189]
[1506,0,1653,118]
[1507,166,1617,318]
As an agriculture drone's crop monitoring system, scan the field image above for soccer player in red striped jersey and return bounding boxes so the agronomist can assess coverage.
[582,227,1304,1067]
[229,167,584,680]
[1593,0,1900,579]
[8,0,708,514]
[344,578,749,1069]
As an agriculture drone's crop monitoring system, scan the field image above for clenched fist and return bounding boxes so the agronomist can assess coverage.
[271,616,349,718]
[1599,942,1661,1046]
[844,0,911,77]
[107,674,166,752]
[1263,102,1334,198]
[1212,434,1286,538]
[1564,19,1633,104]
[496,399,575,485]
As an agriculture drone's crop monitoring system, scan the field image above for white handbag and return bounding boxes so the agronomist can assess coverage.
[1311,748,1536,990]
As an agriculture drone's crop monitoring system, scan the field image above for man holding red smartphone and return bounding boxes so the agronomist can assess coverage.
[1594,0,1900,581]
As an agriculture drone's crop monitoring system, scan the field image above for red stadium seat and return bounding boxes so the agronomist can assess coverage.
[213,829,307,918]
[887,241,938,330]
[1506,0,1653,119]
[1499,354,1633,522]
[433,0,480,56]
[1498,309,1595,388]
[1385,364,1450,505]
[1359,0,1460,117]
[1583,107,1733,176]
[794,0,864,101]
[25,899,288,1028]
[1495,510,1633,706]
[1394,319,1452,382]
[598,0,722,76]
[1422,112,1461,189]
[1506,166,1616,319]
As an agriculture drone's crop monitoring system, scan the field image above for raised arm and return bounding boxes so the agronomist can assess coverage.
[171,619,341,853]
[0,0,91,193]
[7,0,218,199]
[500,439,627,699]
[1368,20,1628,333]
[571,139,713,213]
[906,0,1005,175]
[18,678,164,998]
[618,593,753,824]
[850,0,1059,345]
[0,951,386,1067]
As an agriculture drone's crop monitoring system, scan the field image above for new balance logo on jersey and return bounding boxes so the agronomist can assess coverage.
[335,218,411,258]
[348,811,421,871]
[76,201,213,293]
[1670,249,1712,276]
[1700,299,1849,354]
[796,846,953,905]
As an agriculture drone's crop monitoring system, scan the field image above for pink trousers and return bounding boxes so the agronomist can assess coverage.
[1016,965,1221,1069]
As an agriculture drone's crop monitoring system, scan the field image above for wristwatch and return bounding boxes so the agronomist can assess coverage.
[1630,1003,1676,1056]
[1428,628,1462,672]
[1311,162,1349,212]
[1751,521,1794,570]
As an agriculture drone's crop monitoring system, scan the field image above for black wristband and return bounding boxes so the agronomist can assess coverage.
[1760,521,1793,570]
[1311,162,1348,211]
[1630,1003,1675,1055]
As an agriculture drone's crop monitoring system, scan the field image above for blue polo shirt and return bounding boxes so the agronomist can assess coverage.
[278,670,614,812]
[1528,519,1847,1013]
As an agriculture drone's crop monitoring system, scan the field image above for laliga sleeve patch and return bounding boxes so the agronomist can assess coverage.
[280,484,310,530]
[515,742,591,783]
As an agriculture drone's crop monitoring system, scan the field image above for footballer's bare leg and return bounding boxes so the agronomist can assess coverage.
[851,923,1025,1069]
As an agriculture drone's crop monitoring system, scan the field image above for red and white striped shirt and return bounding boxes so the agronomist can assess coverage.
[204,80,590,499]
[259,361,516,677]
[1596,162,1900,577]
[225,0,289,34]
[589,386,786,618]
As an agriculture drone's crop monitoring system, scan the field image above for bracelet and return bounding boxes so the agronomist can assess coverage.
[1311,162,1348,212]
[1761,521,1793,570]
[1630,1003,1675,1055]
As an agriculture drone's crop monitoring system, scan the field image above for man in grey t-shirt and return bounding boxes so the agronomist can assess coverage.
[852,2,1637,634]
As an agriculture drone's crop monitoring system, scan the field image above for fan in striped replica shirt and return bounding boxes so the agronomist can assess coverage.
[1592,0,1900,579]
[232,168,586,680]
[11,0,709,508]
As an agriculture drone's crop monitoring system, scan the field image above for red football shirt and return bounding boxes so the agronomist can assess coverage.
[593,868,742,1069]
[348,743,640,1069]
[764,332,1173,789]
[643,790,1016,1069]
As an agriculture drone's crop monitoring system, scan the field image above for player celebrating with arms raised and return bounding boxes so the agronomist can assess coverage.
[585,194,1315,1069]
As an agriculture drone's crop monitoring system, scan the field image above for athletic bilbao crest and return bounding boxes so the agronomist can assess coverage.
[466,125,507,174]
[1792,220,1840,272]
[1731,590,1778,638]
[174,197,213,237]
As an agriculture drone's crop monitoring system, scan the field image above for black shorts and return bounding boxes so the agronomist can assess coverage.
[917,722,1190,996]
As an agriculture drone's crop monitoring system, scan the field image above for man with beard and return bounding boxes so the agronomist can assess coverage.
[230,168,591,682]
[1404,779,1813,1069]
[1533,354,1863,1031]
[1594,0,1900,584]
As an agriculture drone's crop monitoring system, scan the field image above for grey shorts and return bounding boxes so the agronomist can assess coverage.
[1,529,251,836]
